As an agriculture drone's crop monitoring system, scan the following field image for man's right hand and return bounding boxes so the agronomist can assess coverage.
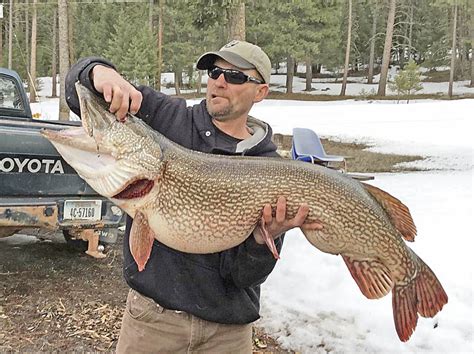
[91,65,143,121]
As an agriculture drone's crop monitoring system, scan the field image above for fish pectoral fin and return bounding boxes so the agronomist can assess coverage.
[362,183,417,242]
[258,217,280,260]
[130,211,156,272]
[342,255,393,299]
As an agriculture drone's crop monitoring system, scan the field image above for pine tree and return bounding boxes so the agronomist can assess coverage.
[389,59,422,102]
[247,1,341,93]
[104,7,156,85]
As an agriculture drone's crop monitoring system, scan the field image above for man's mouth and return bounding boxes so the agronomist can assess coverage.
[210,93,226,100]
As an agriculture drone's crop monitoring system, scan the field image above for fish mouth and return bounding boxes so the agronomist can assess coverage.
[42,126,104,153]
[42,83,161,200]
[112,178,155,199]
[42,127,151,198]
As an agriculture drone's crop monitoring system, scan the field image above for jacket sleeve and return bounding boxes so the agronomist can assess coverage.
[64,57,190,141]
[219,233,284,288]
[65,57,116,116]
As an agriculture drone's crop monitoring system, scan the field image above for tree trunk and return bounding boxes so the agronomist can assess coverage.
[29,0,37,104]
[67,2,75,65]
[367,3,378,84]
[286,56,294,94]
[408,0,414,61]
[448,3,458,98]
[312,63,321,74]
[52,7,58,98]
[471,54,474,87]
[470,2,474,87]
[25,0,30,68]
[196,70,202,95]
[400,4,409,68]
[340,0,352,96]
[0,16,3,66]
[174,70,181,96]
[58,0,70,121]
[377,0,397,96]
[155,0,164,91]
[226,1,245,41]
[8,0,13,69]
[305,57,312,91]
[149,0,154,31]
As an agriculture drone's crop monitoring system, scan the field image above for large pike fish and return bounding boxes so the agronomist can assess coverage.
[42,83,447,342]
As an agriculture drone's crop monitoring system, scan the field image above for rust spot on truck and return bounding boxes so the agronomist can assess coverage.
[0,205,59,229]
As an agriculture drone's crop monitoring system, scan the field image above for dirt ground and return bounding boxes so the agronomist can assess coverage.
[0,235,287,352]
[0,137,422,352]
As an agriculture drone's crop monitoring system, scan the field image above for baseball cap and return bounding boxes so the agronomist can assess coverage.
[196,40,271,84]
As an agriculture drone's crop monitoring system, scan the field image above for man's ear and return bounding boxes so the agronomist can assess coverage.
[253,84,269,103]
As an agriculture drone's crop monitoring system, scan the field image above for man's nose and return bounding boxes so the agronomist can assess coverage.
[214,73,227,87]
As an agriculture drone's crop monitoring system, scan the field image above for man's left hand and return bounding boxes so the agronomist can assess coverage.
[253,196,323,245]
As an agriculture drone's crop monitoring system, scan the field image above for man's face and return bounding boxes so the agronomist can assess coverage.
[206,59,267,122]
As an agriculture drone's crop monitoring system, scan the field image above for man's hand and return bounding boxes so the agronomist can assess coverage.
[91,65,143,121]
[253,196,323,245]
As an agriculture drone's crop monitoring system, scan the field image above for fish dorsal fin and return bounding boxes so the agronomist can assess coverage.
[362,182,417,241]
[130,211,156,272]
[342,255,393,299]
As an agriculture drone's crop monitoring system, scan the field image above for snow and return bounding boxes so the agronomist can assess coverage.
[270,74,474,96]
[250,100,473,352]
[31,75,474,352]
[259,170,473,353]
[161,69,474,96]
[250,99,473,171]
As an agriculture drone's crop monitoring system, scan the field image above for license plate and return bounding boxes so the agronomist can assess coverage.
[63,200,102,221]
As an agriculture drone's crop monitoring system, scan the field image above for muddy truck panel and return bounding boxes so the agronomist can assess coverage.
[0,118,97,196]
[1,68,124,256]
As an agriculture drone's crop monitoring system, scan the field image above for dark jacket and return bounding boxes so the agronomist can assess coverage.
[65,57,284,324]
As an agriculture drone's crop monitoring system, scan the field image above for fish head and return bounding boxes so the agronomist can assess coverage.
[42,82,164,215]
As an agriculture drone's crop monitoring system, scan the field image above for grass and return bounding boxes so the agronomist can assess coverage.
[273,133,424,173]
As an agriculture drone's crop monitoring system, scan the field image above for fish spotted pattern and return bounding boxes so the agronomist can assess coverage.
[42,83,447,342]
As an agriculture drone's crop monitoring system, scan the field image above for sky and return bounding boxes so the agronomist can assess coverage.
[29,76,474,353]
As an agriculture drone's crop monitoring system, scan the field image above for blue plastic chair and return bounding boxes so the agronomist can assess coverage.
[291,127,346,168]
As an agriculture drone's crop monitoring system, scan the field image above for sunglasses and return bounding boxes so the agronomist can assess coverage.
[207,66,263,85]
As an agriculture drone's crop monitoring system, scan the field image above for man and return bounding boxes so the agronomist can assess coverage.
[65,40,321,353]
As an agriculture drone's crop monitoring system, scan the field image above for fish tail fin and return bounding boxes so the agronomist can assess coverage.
[392,281,418,342]
[412,251,448,318]
[392,251,448,342]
